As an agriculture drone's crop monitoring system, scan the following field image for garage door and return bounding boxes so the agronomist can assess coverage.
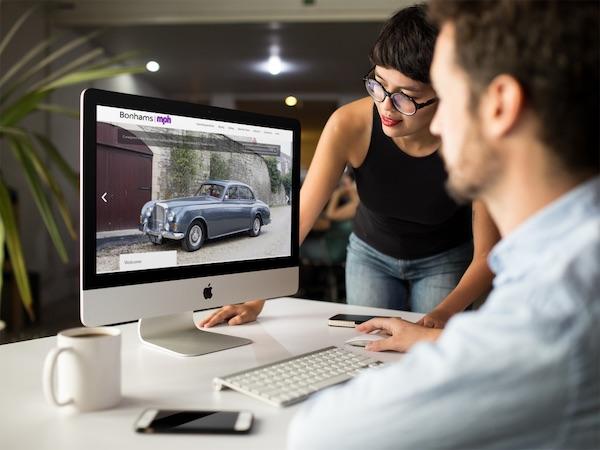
[96,123,153,232]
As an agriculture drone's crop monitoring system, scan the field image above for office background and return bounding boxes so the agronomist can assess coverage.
[0,0,416,343]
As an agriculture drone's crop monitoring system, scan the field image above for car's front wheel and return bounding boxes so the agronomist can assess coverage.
[249,215,262,237]
[182,221,205,252]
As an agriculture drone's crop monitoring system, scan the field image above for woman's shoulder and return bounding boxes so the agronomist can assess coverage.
[325,98,373,164]
[330,97,373,131]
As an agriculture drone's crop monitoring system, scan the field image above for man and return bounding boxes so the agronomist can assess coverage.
[288,1,599,449]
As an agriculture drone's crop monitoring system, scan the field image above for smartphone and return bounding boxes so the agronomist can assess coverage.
[134,409,253,434]
[328,314,387,327]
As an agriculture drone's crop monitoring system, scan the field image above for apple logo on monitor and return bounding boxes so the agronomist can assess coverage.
[203,283,213,300]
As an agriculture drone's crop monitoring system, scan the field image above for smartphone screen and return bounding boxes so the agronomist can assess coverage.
[135,409,253,434]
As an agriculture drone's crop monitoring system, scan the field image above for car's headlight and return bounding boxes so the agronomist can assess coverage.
[145,208,152,217]
[167,211,176,222]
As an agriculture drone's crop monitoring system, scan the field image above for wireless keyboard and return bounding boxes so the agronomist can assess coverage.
[214,346,383,407]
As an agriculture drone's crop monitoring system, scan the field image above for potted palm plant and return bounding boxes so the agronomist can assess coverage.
[0,6,144,329]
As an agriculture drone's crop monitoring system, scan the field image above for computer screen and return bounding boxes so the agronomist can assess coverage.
[80,89,300,356]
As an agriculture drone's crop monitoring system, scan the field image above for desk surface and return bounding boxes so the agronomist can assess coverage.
[0,298,422,450]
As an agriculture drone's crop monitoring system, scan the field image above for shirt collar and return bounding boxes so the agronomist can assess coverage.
[488,175,600,276]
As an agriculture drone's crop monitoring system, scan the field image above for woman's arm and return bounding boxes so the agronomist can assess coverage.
[356,202,499,350]
[417,200,501,328]
[298,106,366,242]
[199,100,371,328]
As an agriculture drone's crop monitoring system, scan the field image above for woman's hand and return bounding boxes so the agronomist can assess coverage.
[198,300,265,327]
[416,308,453,329]
[356,317,441,353]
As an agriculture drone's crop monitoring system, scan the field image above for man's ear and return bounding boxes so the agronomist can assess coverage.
[480,74,525,139]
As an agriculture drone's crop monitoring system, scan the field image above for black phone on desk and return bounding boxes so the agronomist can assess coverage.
[328,314,390,327]
[134,409,253,434]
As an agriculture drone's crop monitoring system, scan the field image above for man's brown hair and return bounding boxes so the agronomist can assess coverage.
[428,0,599,173]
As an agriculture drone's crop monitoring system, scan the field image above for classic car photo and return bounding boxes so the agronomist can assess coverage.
[139,180,271,251]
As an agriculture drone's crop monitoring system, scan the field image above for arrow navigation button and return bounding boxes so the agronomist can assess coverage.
[101,192,108,203]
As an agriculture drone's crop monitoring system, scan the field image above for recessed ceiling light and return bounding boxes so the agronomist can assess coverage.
[253,57,300,75]
[146,61,160,72]
[267,56,282,75]
[285,96,298,107]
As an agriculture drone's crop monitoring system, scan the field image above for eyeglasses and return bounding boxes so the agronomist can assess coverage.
[363,67,437,116]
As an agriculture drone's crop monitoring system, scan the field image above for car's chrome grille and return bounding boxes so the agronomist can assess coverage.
[150,204,165,231]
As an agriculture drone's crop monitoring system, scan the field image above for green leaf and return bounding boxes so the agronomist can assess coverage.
[0,5,39,58]
[0,207,4,300]
[0,177,34,321]
[0,90,50,127]
[33,133,79,189]
[29,47,105,92]
[7,137,69,263]
[86,50,140,72]
[0,126,27,138]
[18,135,77,240]
[1,29,102,104]
[40,50,143,93]
[40,65,145,92]
[36,103,80,119]
[0,35,59,91]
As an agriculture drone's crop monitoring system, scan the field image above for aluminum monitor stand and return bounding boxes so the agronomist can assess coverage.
[138,311,251,357]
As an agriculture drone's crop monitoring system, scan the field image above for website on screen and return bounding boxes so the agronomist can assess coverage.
[95,105,293,274]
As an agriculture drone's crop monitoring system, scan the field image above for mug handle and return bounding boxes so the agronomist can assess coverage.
[43,347,75,407]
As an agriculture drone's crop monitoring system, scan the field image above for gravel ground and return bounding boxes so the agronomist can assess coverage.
[96,205,291,273]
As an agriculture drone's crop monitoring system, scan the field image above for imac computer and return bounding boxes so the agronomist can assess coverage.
[80,89,300,356]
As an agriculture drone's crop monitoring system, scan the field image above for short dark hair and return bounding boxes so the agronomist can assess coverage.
[370,4,438,84]
[428,0,600,173]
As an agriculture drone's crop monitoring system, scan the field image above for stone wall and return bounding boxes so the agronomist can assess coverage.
[129,127,288,205]
[146,145,285,206]
[210,151,272,203]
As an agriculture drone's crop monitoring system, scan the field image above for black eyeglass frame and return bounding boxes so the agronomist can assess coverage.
[362,67,437,116]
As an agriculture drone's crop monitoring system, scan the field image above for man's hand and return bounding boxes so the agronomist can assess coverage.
[356,317,441,353]
[198,300,265,328]
[416,308,453,329]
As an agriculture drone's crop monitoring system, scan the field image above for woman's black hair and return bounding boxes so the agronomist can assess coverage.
[369,4,438,84]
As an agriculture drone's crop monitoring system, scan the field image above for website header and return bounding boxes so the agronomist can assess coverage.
[97,105,293,144]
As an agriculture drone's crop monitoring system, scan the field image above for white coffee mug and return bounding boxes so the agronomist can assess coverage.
[43,327,121,412]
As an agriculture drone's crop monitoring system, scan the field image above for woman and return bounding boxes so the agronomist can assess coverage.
[200,4,499,332]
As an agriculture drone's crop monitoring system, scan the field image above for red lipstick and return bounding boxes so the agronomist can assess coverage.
[381,116,401,127]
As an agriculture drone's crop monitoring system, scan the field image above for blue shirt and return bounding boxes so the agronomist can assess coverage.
[288,176,600,450]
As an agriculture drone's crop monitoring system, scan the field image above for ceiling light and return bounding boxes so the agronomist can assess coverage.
[253,56,300,75]
[267,56,282,75]
[285,96,298,107]
[145,61,160,72]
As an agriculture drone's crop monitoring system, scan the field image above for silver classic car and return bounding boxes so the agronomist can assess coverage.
[139,180,271,251]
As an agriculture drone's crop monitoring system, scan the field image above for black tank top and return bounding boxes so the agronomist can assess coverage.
[352,107,472,259]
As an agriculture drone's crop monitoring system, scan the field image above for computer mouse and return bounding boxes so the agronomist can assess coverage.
[345,333,388,347]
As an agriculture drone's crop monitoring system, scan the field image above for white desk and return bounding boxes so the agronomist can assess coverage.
[0,298,422,450]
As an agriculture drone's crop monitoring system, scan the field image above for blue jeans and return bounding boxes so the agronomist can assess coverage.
[345,233,473,313]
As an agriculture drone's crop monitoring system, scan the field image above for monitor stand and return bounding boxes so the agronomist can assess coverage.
[138,311,252,357]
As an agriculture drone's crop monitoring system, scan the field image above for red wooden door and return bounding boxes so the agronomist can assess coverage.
[96,123,153,232]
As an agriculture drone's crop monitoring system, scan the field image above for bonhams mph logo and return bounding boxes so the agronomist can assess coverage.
[119,111,172,125]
